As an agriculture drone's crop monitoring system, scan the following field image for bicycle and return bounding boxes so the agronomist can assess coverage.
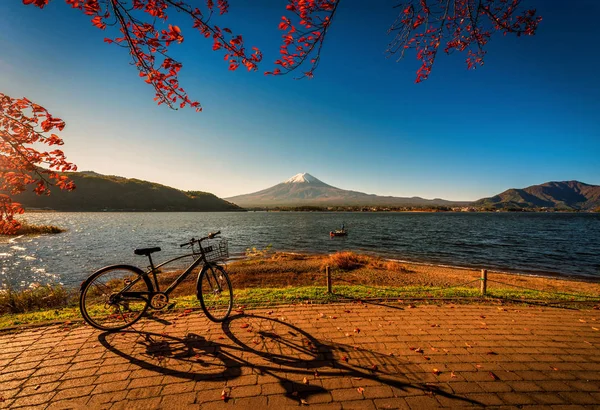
[79,231,233,331]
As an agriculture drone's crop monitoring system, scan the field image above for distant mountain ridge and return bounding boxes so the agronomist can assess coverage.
[473,181,600,211]
[15,171,242,212]
[225,172,467,208]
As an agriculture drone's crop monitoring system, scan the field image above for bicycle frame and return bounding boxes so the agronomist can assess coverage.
[114,239,220,303]
[148,251,206,296]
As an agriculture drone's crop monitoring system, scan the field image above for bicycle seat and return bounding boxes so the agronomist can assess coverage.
[134,247,161,256]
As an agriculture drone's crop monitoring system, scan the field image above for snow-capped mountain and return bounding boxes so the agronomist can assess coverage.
[284,172,325,184]
[225,173,465,208]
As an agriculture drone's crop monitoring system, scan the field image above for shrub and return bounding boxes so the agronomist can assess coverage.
[324,252,371,271]
[1,222,66,236]
[0,284,76,314]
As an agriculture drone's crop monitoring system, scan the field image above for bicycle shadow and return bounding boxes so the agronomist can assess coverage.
[98,313,479,406]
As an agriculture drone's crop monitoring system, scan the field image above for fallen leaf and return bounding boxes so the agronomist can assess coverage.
[432,368,441,375]
[423,356,431,361]
[34,385,41,390]
[240,323,250,329]
[489,371,499,380]
[371,364,378,371]
[407,304,415,309]
[415,347,424,353]
[341,356,349,362]
[357,387,365,395]
[314,370,320,377]
[579,319,587,323]
[451,371,457,378]
[319,313,325,318]
[221,389,229,401]
[354,328,360,333]
[300,398,308,405]
[476,364,483,369]
[465,342,473,348]
[303,377,309,385]
[550,366,559,371]
[592,327,599,331]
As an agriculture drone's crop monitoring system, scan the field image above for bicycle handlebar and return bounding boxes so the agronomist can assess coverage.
[179,231,221,247]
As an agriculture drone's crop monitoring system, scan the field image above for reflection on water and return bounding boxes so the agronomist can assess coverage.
[1,212,599,289]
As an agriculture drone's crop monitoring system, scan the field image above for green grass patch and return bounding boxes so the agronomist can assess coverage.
[2,284,599,330]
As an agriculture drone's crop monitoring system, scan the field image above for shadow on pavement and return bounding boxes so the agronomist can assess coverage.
[98,313,480,405]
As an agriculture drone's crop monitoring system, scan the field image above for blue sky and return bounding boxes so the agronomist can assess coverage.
[1,0,598,201]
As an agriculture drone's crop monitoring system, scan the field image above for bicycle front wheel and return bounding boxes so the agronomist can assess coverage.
[197,264,233,322]
[80,265,152,331]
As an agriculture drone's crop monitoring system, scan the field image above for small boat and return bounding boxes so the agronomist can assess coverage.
[330,224,348,237]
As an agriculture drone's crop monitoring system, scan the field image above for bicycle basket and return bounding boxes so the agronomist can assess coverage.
[201,238,229,262]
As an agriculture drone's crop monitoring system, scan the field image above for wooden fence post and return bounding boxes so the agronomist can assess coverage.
[480,269,488,296]
[326,266,332,294]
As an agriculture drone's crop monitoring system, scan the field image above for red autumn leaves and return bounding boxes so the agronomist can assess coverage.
[389,0,541,82]
[267,0,338,79]
[23,0,263,113]
[0,93,76,234]
[21,0,542,103]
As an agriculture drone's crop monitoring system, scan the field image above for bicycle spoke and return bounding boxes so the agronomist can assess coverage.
[199,265,232,322]
[80,266,151,331]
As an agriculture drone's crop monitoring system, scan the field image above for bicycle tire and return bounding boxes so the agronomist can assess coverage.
[80,264,153,331]
[197,263,233,322]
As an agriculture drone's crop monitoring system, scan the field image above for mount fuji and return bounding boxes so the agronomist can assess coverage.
[225,173,466,208]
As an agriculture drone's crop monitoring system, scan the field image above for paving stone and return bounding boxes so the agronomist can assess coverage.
[1,303,600,409]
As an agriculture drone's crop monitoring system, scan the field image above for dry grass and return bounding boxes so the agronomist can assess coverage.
[3,222,66,235]
[0,285,77,314]
[2,251,599,318]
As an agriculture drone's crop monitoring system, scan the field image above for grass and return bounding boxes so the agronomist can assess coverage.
[2,251,599,329]
[2,284,599,329]
[0,285,77,315]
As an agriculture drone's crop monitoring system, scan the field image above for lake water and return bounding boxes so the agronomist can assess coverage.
[1,212,599,289]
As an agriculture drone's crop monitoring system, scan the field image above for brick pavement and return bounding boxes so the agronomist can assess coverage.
[1,302,600,409]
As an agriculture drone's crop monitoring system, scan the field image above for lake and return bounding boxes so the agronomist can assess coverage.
[1,212,599,289]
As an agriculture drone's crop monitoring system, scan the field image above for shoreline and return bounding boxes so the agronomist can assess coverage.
[254,250,600,284]
[226,252,600,297]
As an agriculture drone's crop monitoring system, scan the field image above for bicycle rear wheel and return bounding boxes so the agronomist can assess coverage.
[80,265,152,331]
[197,264,233,322]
